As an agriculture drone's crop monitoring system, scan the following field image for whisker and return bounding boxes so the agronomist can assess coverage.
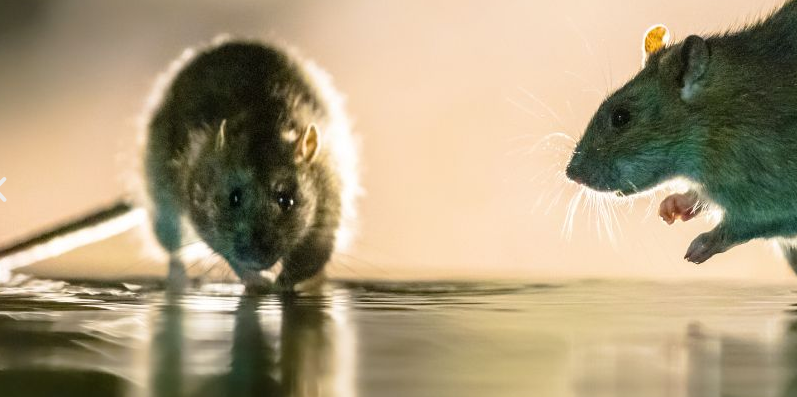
[198,254,226,281]
[566,16,596,59]
[565,16,609,93]
[518,87,567,129]
[563,186,586,240]
[529,173,570,215]
[563,71,604,99]
[544,178,571,216]
[334,252,389,275]
[528,161,566,185]
[506,97,546,120]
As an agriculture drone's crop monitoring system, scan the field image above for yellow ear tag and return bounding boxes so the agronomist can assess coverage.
[642,24,671,65]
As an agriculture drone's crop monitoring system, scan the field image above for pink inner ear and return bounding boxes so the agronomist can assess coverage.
[215,119,227,151]
[295,124,319,162]
[294,131,309,162]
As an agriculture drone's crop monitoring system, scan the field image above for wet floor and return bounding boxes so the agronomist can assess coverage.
[0,278,796,397]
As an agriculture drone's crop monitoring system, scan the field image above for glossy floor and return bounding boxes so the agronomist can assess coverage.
[0,278,795,397]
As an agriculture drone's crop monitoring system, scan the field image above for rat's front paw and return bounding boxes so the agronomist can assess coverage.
[659,193,701,225]
[274,273,296,293]
[685,231,727,264]
[166,257,188,292]
[243,281,275,295]
[237,269,276,295]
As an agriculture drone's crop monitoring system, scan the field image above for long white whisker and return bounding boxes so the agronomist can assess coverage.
[506,97,546,119]
[545,174,572,215]
[518,87,566,129]
[563,186,586,240]
[563,71,603,99]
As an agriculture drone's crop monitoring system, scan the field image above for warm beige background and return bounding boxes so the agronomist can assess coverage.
[0,0,791,281]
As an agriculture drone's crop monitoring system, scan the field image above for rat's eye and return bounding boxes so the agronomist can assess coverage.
[229,188,243,208]
[611,108,631,128]
[276,192,295,212]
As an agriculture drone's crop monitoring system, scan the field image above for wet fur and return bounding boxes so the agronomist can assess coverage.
[567,1,797,271]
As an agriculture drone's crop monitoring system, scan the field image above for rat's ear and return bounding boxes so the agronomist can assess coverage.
[679,35,710,101]
[642,24,670,64]
[295,123,320,163]
[215,119,227,152]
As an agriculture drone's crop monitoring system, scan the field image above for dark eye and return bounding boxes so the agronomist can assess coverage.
[229,188,243,208]
[611,108,631,128]
[276,192,295,212]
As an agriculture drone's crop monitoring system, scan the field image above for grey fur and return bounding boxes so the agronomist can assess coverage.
[146,40,345,290]
[566,1,797,270]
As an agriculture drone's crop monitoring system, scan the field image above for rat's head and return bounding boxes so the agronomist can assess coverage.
[185,116,323,271]
[566,25,710,195]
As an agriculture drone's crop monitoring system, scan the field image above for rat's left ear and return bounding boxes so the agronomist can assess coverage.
[679,35,710,101]
[295,123,320,163]
[215,119,227,152]
[642,24,670,64]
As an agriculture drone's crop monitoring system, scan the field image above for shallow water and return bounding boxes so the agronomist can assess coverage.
[0,279,796,397]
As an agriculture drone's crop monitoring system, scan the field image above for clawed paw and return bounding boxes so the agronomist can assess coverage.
[659,193,701,225]
[684,232,726,264]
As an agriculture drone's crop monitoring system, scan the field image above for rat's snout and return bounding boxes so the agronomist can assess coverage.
[239,228,280,268]
[565,153,586,184]
[233,230,271,263]
[233,240,257,263]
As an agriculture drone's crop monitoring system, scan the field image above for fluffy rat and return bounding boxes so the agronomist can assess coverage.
[0,39,358,289]
[566,2,797,271]
[144,38,359,290]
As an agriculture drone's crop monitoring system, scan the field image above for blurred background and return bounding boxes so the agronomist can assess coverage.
[0,0,791,282]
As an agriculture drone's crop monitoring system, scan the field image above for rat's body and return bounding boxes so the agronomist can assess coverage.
[145,39,358,290]
[566,1,797,270]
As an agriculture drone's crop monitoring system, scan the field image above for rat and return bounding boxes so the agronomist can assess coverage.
[0,38,358,289]
[143,38,359,290]
[565,1,797,272]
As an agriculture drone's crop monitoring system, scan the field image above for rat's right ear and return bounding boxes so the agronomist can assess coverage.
[679,35,710,102]
[294,123,320,163]
[642,24,670,64]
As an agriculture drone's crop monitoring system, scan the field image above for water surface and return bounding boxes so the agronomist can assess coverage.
[0,278,795,397]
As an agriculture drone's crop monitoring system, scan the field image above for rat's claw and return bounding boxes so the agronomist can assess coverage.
[684,231,725,264]
[659,193,700,225]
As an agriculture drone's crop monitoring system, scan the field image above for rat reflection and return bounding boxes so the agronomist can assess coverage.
[150,292,352,397]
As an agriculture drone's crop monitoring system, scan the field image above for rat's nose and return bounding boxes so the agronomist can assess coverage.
[565,157,585,184]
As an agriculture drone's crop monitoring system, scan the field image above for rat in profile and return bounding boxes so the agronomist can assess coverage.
[144,38,359,290]
[566,1,797,272]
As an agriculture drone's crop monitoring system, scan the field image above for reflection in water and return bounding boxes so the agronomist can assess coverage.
[151,294,184,397]
[148,290,355,397]
[2,280,797,396]
[781,315,797,397]
[227,296,281,396]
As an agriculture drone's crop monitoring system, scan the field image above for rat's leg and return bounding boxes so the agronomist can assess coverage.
[684,223,736,264]
[277,234,334,291]
[147,133,188,287]
[151,197,187,287]
[660,190,701,225]
[685,214,797,263]
[227,263,273,293]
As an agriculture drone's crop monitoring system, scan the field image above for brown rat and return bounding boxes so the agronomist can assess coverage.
[566,2,797,271]
[145,38,359,290]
